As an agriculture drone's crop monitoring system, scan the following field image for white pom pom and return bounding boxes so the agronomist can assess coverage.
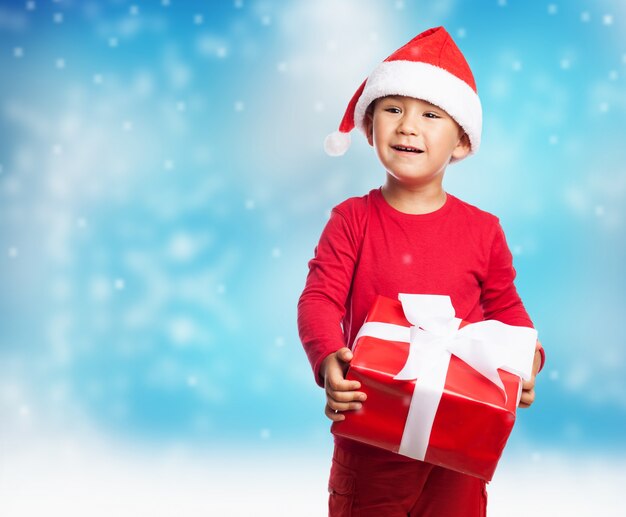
[324,131,351,156]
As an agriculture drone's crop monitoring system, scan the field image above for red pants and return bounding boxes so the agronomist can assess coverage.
[328,444,487,516]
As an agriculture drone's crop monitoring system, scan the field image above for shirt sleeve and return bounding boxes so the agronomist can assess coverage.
[297,208,361,387]
[481,222,545,371]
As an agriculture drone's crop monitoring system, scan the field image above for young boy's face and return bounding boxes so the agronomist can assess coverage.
[365,96,470,188]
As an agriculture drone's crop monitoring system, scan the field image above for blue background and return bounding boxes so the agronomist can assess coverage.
[1,0,625,468]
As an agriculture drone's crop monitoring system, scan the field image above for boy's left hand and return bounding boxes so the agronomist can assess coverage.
[518,341,542,408]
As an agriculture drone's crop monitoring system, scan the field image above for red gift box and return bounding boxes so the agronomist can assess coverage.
[331,294,537,481]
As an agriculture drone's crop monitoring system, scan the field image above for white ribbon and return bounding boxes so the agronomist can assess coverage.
[353,293,538,461]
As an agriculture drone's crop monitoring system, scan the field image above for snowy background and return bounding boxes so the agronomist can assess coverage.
[1,0,625,515]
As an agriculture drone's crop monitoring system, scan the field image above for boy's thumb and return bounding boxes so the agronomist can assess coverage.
[337,347,353,363]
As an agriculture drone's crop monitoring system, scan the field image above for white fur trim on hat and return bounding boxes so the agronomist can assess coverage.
[353,60,482,158]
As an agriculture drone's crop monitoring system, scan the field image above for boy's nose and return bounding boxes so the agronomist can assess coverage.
[398,116,419,135]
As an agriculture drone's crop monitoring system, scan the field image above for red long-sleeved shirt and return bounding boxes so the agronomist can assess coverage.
[298,187,544,457]
[298,187,544,383]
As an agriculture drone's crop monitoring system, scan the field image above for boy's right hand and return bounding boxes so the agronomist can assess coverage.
[321,347,367,422]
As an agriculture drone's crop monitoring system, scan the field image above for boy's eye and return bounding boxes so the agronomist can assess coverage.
[424,112,440,119]
[384,107,401,114]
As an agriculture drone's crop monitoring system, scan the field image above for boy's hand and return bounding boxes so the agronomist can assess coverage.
[321,347,367,422]
[519,342,542,408]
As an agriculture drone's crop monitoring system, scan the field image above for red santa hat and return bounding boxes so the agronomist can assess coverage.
[324,26,482,162]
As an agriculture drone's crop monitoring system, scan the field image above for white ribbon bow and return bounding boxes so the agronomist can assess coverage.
[353,293,538,461]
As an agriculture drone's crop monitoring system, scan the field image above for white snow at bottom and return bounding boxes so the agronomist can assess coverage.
[0,433,624,517]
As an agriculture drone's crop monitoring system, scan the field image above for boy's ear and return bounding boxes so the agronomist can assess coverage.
[452,132,471,160]
[365,111,374,147]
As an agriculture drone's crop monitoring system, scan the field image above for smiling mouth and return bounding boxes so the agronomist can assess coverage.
[392,145,423,154]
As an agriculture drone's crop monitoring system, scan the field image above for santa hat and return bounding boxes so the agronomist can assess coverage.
[324,26,482,162]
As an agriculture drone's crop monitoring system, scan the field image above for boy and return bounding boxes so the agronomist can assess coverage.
[298,27,544,516]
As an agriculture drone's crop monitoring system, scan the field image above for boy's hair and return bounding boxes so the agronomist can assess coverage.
[365,101,376,124]
[324,27,481,160]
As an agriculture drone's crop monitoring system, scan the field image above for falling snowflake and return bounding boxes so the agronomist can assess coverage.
[169,317,196,345]
[168,233,197,261]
